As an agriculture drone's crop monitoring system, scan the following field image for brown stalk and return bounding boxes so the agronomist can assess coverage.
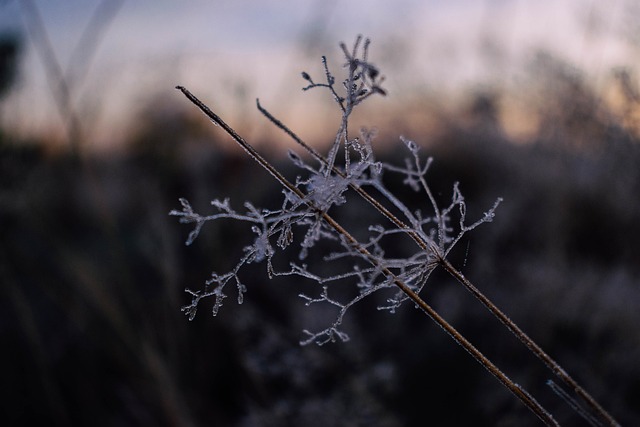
[255,99,619,427]
[176,85,560,426]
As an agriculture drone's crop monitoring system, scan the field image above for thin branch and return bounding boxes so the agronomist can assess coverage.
[65,0,125,87]
[441,258,620,427]
[547,380,603,427]
[20,0,82,153]
[20,0,124,156]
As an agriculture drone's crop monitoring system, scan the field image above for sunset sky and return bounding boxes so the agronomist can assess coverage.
[0,0,637,150]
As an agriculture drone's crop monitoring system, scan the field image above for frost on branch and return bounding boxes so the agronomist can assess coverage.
[171,36,501,345]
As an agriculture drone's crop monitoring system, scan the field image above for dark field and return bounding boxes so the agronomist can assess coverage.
[2,13,640,424]
[3,78,640,425]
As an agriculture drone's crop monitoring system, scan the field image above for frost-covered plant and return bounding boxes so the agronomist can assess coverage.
[172,38,499,335]
[171,37,618,426]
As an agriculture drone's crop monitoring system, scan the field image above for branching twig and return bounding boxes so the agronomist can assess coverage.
[172,37,619,426]
[175,85,559,426]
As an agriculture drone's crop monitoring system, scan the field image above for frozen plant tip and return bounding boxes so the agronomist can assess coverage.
[172,37,618,426]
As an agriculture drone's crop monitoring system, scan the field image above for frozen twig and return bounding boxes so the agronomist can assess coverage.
[171,37,618,426]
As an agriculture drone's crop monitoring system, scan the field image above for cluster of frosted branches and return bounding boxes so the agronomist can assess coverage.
[170,35,501,345]
[172,36,620,426]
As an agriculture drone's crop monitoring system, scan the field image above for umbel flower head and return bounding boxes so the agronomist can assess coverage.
[170,36,618,426]
[170,35,501,344]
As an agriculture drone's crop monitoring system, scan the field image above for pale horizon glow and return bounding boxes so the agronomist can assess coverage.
[0,0,637,151]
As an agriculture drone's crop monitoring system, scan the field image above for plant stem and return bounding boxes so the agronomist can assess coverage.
[439,258,619,427]
[256,100,618,426]
[176,86,559,426]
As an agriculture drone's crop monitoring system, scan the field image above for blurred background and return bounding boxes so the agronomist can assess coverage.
[1,0,639,425]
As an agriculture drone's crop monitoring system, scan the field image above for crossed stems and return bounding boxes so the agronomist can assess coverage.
[177,48,618,423]
[254,101,618,427]
[176,85,564,425]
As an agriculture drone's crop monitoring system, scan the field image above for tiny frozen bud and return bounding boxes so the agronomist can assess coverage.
[372,162,383,175]
[367,66,380,80]
[287,150,305,167]
[301,71,311,81]
[373,86,387,96]
[400,136,419,153]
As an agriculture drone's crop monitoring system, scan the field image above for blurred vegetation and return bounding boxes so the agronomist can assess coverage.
[2,25,640,426]
[0,33,20,97]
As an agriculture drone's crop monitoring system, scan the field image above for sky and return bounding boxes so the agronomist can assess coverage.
[0,0,637,151]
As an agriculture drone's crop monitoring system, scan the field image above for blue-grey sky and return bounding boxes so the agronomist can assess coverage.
[0,0,635,150]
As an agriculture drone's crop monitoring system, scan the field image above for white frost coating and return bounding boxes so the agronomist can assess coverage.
[171,37,501,345]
